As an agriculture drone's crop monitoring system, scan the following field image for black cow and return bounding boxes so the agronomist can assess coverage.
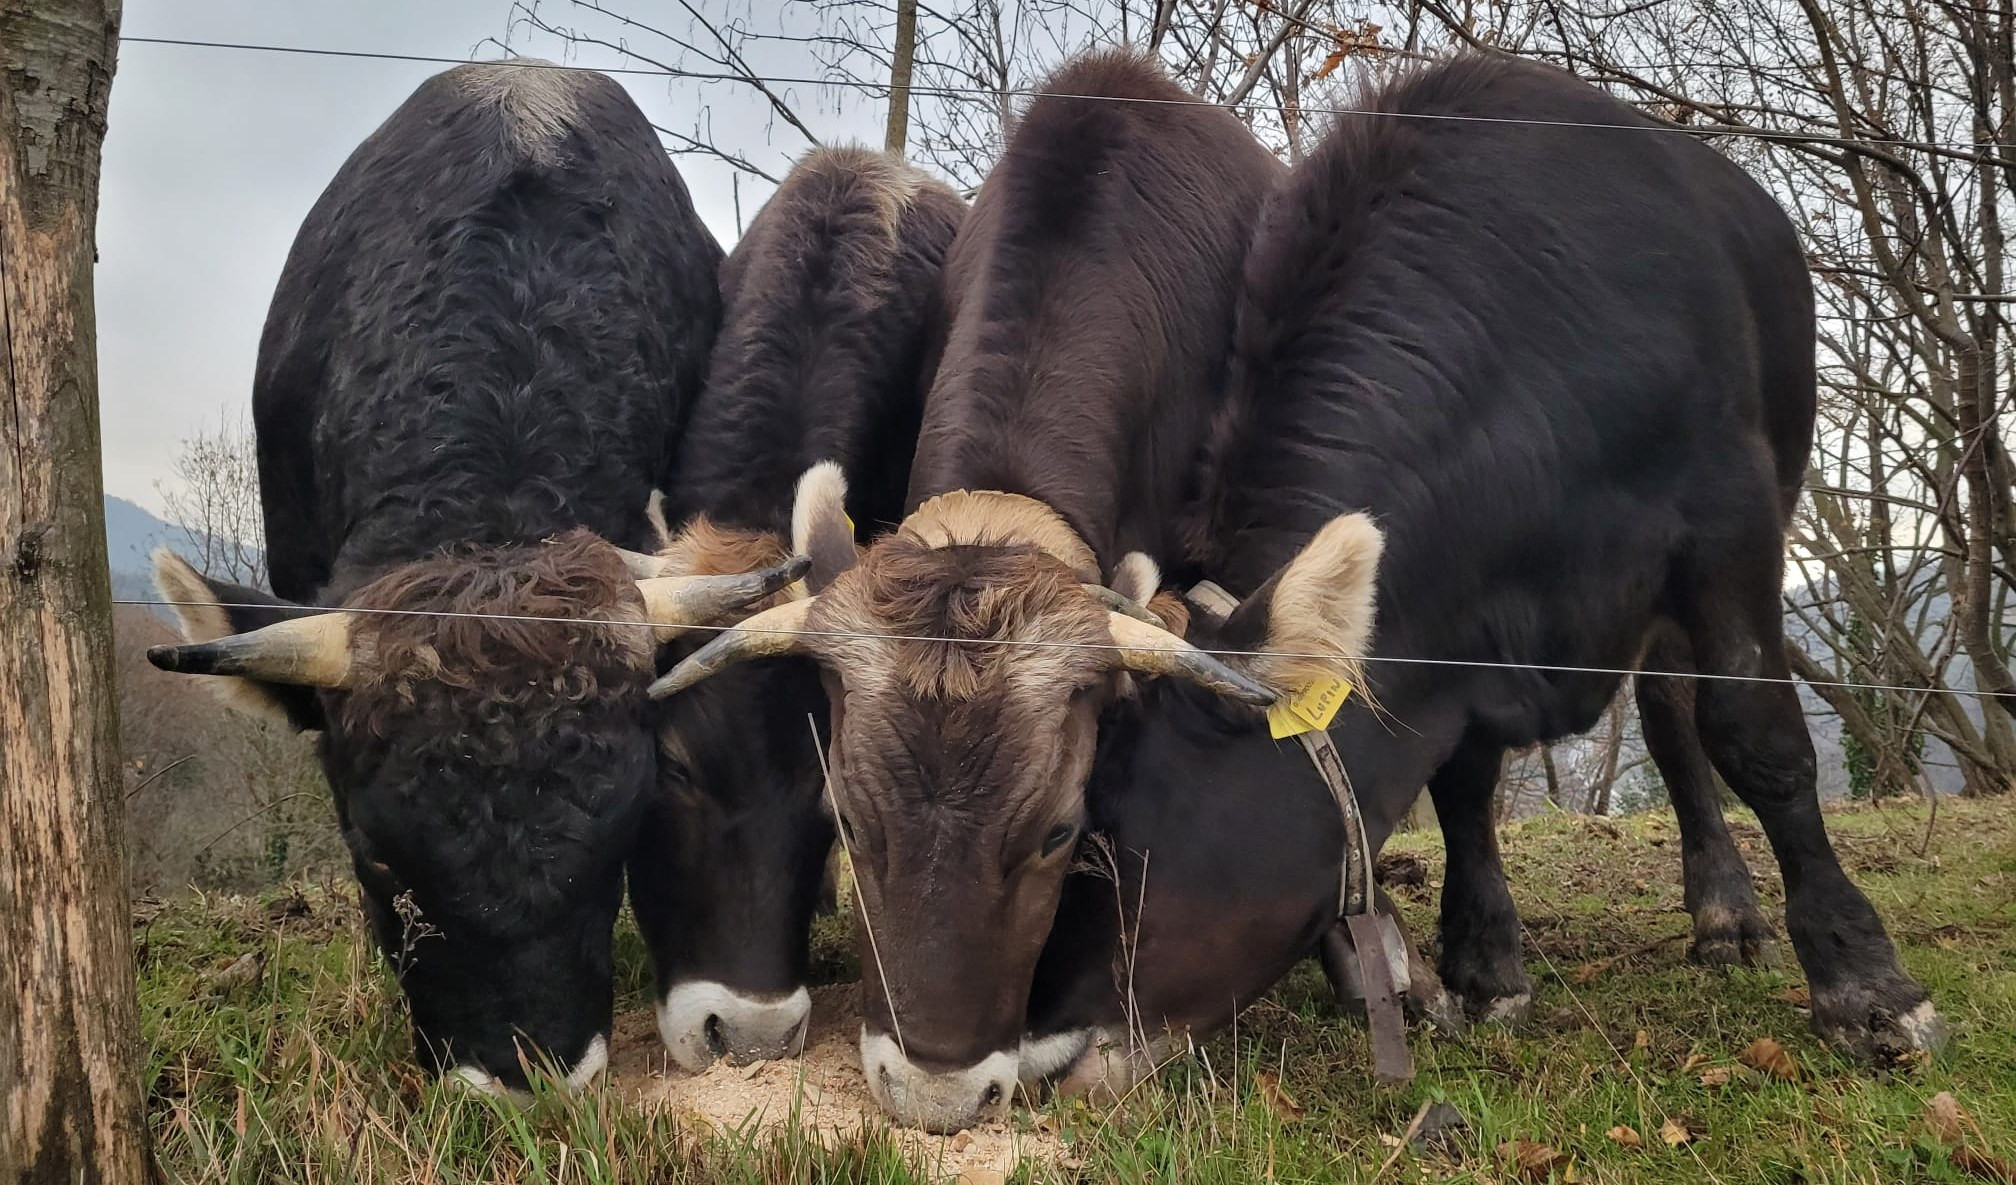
[633,145,965,1070]
[145,62,800,1091]
[1020,53,1944,1095]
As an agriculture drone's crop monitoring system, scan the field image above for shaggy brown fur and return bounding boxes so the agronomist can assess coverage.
[338,529,651,737]
[811,536,1112,703]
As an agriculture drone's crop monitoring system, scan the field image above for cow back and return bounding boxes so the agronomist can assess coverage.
[908,52,1285,572]
[253,62,723,603]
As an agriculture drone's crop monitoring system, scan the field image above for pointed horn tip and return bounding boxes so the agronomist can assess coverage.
[763,555,812,591]
[646,668,692,700]
[147,643,205,674]
[1229,677,1279,708]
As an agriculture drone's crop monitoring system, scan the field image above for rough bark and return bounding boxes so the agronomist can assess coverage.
[884,0,918,154]
[0,2,149,1181]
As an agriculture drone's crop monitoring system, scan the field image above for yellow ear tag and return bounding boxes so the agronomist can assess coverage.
[785,512,854,601]
[1267,676,1352,739]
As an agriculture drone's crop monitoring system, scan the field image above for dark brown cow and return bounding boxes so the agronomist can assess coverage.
[633,145,965,1070]
[650,53,1382,1132]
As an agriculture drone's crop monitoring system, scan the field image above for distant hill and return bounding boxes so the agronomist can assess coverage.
[104,494,263,617]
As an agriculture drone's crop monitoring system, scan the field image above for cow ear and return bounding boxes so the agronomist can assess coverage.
[1219,513,1383,693]
[151,549,328,731]
[792,461,858,594]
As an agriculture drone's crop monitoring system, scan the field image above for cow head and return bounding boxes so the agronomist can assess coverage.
[648,468,1382,1130]
[628,465,858,1071]
[147,529,802,1093]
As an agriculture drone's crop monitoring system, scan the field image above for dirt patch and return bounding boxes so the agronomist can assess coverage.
[609,983,1069,1180]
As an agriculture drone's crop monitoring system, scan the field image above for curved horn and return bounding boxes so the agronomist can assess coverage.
[1083,583,1164,626]
[1103,612,1276,706]
[636,555,811,636]
[614,545,674,580]
[647,597,816,698]
[146,612,355,689]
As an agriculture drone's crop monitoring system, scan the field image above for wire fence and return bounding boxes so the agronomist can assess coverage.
[114,597,2016,702]
[107,33,2016,710]
[120,34,2016,158]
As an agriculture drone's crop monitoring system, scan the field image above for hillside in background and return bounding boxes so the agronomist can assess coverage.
[104,494,263,612]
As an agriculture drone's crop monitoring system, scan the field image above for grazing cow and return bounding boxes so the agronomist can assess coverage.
[633,145,965,1070]
[648,53,1389,1133]
[1019,53,1945,1094]
[658,51,1948,1124]
[144,63,802,1091]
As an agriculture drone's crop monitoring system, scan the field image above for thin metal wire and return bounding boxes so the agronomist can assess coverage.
[119,34,2015,156]
[117,597,2016,701]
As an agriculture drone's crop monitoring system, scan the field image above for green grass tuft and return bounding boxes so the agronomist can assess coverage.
[139,798,2016,1183]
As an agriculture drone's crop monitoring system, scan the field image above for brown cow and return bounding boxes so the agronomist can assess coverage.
[648,52,1380,1132]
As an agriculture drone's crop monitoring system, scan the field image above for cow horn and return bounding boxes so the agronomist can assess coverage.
[614,546,675,579]
[636,556,811,637]
[146,612,356,689]
[1103,612,1276,706]
[1083,583,1164,626]
[647,597,816,698]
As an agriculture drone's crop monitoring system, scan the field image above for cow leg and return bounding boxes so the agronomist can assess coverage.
[1677,549,1944,1059]
[1428,740,1534,1024]
[1637,627,1777,967]
[1319,887,1466,1034]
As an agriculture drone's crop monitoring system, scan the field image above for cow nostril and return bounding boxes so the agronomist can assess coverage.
[981,1082,1003,1108]
[703,1014,728,1058]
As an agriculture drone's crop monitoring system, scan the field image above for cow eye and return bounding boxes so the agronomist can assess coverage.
[1041,823,1077,857]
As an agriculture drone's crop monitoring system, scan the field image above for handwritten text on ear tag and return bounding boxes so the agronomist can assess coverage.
[1267,676,1352,739]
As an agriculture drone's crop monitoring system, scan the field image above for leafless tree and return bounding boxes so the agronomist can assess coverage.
[156,408,266,590]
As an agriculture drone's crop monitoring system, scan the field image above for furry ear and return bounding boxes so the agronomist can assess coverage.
[791,461,858,593]
[645,489,674,550]
[151,548,326,730]
[1108,552,1190,636]
[1225,513,1383,692]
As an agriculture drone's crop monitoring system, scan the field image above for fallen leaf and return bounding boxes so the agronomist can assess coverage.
[1660,1118,1696,1146]
[1498,1139,1570,1180]
[1699,1066,1737,1088]
[1952,1147,2016,1184]
[1635,1029,1651,1051]
[1254,1071,1305,1121]
[950,1130,974,1152]
[1607,1124,1642,1148]
[954,1172,1007,1185]
[1573,961,1606,985]
[1739,1037,1798,1081]
[1679,1052,1709,1074]
[199,950,265,993]
[1927,1092,1969,1145]
[1776,986,1812,1008]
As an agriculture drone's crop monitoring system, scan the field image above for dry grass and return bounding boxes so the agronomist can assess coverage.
[140,796,2016,1182]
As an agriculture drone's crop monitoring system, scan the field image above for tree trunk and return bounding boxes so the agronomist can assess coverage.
[1540,744,1561,807]
[0,4,149,1182]
[885,0,918,154]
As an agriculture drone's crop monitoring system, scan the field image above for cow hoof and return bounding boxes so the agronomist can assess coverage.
[1477,991,1533,1027]
[1688,904,1778,969]
[1814,990,1948,1062]
[1412,987,1468,1036]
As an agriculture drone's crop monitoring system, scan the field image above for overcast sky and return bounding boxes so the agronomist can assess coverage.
[101,0,887,514]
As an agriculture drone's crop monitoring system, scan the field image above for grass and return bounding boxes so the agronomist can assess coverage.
[138,797,2016,1183]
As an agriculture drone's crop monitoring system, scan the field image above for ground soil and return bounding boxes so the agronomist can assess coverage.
[608,982,1070,1182]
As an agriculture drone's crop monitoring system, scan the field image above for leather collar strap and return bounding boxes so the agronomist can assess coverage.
[1185,579,1413,1086]
[1183,582,1373,920]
